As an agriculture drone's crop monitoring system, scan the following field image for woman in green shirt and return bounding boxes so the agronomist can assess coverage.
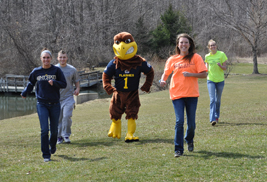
[205,40,227,126]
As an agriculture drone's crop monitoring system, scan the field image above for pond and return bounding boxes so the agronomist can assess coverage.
[0,83,110,121]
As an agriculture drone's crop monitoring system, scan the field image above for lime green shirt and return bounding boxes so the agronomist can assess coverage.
[205,51,227,82]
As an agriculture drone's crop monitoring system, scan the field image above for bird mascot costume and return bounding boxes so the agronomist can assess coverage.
[102,32,154,142]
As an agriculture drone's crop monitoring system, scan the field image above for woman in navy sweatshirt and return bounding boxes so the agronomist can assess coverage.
[21,48,67,162]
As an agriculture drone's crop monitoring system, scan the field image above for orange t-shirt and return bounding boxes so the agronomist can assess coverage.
[164,53,207,100]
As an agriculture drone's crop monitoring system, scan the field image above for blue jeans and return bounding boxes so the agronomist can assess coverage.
[36,102,60,159]
[172,97,198,153]
[207,80,224,122]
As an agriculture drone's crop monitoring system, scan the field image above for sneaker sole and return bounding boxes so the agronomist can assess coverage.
[44,158,51,162]
[211,121,217,126]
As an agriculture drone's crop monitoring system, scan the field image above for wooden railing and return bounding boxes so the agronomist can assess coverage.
[0,74,28,93]
[0,71,102,93]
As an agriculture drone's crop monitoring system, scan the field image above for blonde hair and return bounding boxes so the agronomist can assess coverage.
[207,39,216,49]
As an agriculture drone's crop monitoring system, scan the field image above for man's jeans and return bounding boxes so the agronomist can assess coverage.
[172,97,198,153]
[37,102,60,159]
[207,80,224,122]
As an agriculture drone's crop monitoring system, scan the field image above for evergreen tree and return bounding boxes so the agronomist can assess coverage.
[150,4,192,58]
[134,16,151,55]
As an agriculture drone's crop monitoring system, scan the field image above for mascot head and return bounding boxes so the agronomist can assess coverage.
[113,32,138,60]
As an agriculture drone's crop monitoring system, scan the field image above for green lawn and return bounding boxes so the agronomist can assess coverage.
[1,63,267,181]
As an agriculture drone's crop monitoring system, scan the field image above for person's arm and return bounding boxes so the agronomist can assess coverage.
[140,67,154,93]
[160,73,169,87]
[73,81,80,96]
[21,72,36,98]
[217,61,227,70]
[52,69,67,89]
[182,71,207,78]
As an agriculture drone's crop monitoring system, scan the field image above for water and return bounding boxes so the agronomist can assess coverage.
[0,83,110,121]
[0,93,37,120]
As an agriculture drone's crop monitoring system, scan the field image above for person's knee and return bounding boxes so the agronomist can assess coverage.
[175,121,184,128]
[41,128,49,136]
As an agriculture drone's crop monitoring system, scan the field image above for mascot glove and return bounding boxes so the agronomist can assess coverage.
[105,85,117,95]
[140,84,151,93]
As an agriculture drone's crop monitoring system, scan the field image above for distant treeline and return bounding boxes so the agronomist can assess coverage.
[0,0,266,76]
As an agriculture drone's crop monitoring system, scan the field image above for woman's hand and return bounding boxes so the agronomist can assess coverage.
[160,80,166,87]
[48,80,53,86]
[217,62,227,70]
[182,71,191,77]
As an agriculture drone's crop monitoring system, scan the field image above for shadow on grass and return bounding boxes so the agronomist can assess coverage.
[70,138,173,147]
[70,140,117,147]
[195,150,265,159]
[57,155,107,162]
[218,122,267,126]
[137,138,173,144]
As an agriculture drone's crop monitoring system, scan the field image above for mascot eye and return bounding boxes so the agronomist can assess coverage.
[115,40,120,44]
[125,39,131,43]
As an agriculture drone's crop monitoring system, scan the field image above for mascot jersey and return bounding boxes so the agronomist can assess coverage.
[104,59,152,92]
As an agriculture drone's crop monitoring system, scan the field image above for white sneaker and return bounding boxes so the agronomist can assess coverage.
[44,158,50,162]
[57,137,63,144]
[64,137,71,143]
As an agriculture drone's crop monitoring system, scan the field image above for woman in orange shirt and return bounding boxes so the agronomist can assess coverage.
[160,33,207,157]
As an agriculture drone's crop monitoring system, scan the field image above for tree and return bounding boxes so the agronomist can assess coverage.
[150,4,192,58]
[133,16,151,55]
[207,0,267,74]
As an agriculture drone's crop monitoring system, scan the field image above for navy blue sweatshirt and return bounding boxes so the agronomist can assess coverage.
[21,64,67,103]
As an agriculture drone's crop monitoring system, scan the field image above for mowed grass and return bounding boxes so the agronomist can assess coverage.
[1,63,267,181]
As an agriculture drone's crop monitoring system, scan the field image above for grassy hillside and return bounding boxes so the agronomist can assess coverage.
[1,63,267,181]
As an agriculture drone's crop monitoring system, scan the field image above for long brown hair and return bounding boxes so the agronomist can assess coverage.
[175,33,195,63]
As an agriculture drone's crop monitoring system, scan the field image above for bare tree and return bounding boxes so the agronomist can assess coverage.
[207,0,267,74]
[0,0,267,77]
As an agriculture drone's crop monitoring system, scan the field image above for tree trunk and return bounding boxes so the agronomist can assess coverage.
[252,48,259,74]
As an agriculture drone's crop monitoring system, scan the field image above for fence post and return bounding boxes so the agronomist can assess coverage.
[6,76,8,92]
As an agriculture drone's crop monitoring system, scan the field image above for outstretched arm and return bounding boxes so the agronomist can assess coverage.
[140,67,154,93]
[159,73,169,87]
[102,72,116,95]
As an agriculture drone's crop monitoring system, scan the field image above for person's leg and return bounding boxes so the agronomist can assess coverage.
[108,91,124,139]
[109,91,124,120]
[125,91,140,142]
[61,97,75,139]
[184,97,198,145]
[172,98,185,154]
[36,102,50,159]
[49,103,60,152]
[207,80,216,122]
[125,90,140,120]
[57,102,64,139]
[215,81,225,120]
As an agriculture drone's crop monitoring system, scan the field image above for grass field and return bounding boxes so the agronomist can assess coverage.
[1,63,267,181]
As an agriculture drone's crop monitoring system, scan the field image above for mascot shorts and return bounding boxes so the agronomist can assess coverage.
[109,90,140,120]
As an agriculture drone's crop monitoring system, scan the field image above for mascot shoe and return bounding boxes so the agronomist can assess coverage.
[108,119,121,139]
[125,118,139,142]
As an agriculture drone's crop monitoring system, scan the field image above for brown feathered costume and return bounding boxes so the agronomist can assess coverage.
[102,32,154,142]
